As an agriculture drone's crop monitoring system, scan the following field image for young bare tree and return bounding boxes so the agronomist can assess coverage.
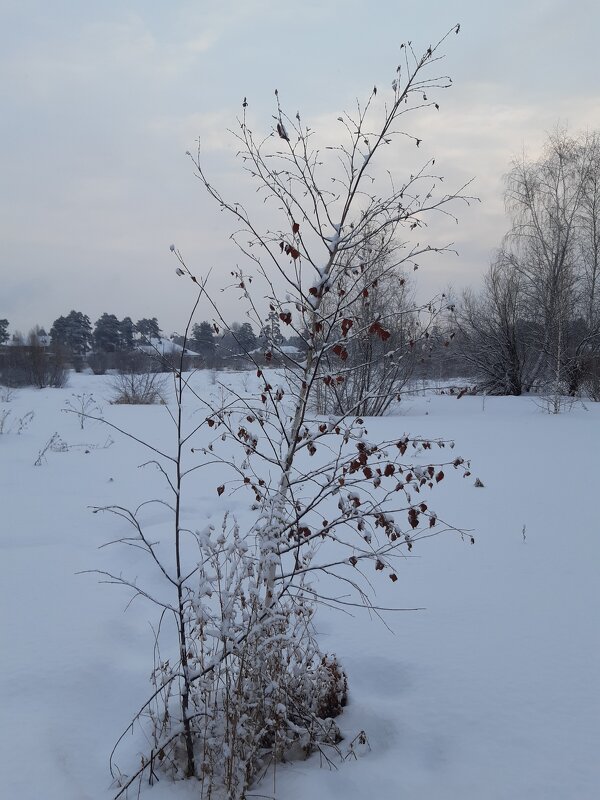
[96,28,476,800]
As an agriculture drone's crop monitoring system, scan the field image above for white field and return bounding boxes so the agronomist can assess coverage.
[1,371,599,800]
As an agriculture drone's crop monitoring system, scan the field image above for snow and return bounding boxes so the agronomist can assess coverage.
[137,336,200,356]
[1,373,599,799]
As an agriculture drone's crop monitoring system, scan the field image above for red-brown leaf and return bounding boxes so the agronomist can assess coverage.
[341,318,353,337]
[332,344,348,361]
[368,322,391,341]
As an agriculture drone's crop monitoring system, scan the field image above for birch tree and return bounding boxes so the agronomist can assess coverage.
[504,129,600,394]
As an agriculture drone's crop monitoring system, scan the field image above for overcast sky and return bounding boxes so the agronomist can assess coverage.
[2,0,600,336]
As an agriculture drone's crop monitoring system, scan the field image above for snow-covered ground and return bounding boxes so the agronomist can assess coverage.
[1,372,598,800]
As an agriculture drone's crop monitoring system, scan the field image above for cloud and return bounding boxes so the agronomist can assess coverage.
[0,11,222,103]
[3,0,600,334]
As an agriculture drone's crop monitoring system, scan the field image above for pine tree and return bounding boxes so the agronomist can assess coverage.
[118,317,135,351]
[236,322,257,353]
[259,311,283,349]
[136,318,161,342]
[93,313,121,352]
[191,321,216,362]
[50,310,92,356]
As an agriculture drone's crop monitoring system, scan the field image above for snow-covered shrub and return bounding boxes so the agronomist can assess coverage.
[133,516,346,797]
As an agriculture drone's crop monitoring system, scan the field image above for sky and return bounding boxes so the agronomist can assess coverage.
[2,0,600,336]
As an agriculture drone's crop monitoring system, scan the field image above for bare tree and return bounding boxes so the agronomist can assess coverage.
[0,329,68,389]
[578,132,600,330]
[311,230,427,416]
[571,131,600,395]
[504,129,600,395]
[95,28,477,800]
[455,256,534,395]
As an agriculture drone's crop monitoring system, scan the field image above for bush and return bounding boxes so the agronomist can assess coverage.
[87,351,111,375]
[110,370,166,404]
[0,337,68,388]
[582,360,600,401]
